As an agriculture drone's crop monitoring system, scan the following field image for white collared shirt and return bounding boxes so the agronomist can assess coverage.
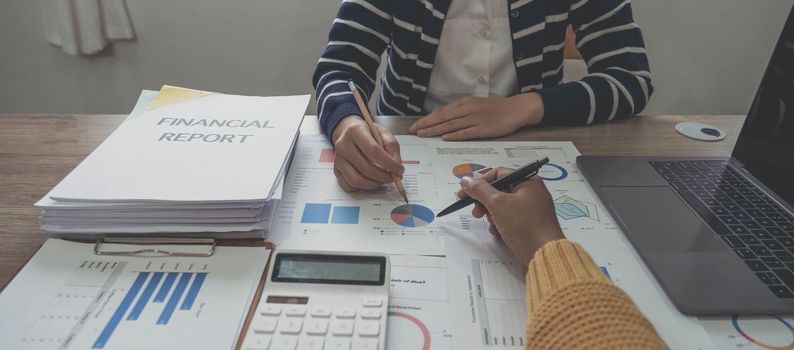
[423,0,518,113]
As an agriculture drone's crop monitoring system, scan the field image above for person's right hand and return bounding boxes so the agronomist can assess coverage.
[458,168,565,267]
[331,115,404,192]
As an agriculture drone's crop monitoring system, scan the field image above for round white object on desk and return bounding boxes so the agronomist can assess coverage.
[675,122,726,141]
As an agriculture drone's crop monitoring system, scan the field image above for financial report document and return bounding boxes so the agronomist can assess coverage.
[269,134,737,349]
[0,240,269,350]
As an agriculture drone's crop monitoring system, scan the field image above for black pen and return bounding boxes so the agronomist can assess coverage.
[436,157,549,217]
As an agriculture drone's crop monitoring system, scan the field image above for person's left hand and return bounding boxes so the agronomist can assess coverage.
[408,93,544,141]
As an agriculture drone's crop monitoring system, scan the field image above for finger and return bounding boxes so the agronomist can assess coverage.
[460,176,502,209]
[377,126,403,170]
[472,202,487,218]
[335,158,381,190]
[342,143,393,183]
[476,167,516,184]
[494,167,516,178]
[417,117,477,138]
[487,216,499,236]
[512,175,548,196]
[334,168,358,192]
[354,132,404,174]
[478,168,500,183]
[441,126,483,141]
[410,103,471,132]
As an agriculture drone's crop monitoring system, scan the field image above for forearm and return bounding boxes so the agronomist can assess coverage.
[524,239,667,349]
[311,0,391,138]
[536,0,652,126]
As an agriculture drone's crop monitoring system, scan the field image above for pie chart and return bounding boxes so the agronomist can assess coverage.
[391,204,435,227]
[452,163,487,179]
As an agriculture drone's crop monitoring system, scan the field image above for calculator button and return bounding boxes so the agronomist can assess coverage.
[310,307,332,318]
[271,335,298,350]
[334,308,356,319]
[253,317,279,334]
[285,306,307,317]
[360,310,382,320]
[245,334,272,350]
[330,320,355,336]
[356,321,380,337]
[324,338,351,350]
[352,339,379,350]
[305,319,329,335]
[261,304,282,316]
[361,298,383,307]
[298,337,324,350]
[280,318,304,335]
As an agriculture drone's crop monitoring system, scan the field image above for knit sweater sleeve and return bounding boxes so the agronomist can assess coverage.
[524,239,668,349]
[536,0,653,126]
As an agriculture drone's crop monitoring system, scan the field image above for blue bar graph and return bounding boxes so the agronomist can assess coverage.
[128,272,163,320]
[157,273,192,325]
[93,272,149,348]
[301,203,332,223]
[180,272,207,310]
[331,206,360,224]
[154,272,178,303]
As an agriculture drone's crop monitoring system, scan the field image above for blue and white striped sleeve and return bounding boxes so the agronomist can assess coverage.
[312,0,392,139]
[537,0,653,126]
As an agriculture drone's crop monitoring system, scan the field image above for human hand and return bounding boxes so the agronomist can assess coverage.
[408,93,544,141]
[458,168,565,267]
[331,115,404,192]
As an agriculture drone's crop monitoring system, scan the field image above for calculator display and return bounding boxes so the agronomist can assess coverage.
[272,253,386,285]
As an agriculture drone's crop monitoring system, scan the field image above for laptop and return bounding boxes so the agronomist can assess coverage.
[578,5,794,315]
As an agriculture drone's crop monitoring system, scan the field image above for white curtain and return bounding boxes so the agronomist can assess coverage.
[44,0,136,55]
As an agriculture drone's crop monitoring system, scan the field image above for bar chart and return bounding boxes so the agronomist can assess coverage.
[300,203,360,224]
[93,271,208,348]
[470,258,527,347]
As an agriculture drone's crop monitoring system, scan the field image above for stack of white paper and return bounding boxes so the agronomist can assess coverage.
[36,86,309,238]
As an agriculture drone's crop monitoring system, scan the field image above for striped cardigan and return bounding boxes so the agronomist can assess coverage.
[312,0,653,138]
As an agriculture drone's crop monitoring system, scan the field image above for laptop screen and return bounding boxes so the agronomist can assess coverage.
[732,5,794,207]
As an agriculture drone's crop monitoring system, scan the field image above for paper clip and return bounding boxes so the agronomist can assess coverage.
[94,237,216,257]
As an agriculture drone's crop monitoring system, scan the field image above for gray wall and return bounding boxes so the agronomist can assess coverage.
[0,0,792,116]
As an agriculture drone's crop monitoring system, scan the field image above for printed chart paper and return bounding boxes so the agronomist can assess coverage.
[429,141,719,349]
[269,135,446,255]
[388,256,453,350]
[0,239,269,350]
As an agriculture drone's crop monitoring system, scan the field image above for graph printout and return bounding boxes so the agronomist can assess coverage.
[269,135,446,255]
[388,255,453,350]
[0,239,269,350]
[430,140,720,349]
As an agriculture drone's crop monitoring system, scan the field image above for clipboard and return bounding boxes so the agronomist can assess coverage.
[2,236,275,350]
[88,236,275,350]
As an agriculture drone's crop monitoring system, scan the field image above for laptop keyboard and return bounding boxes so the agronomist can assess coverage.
[650,160,794,299]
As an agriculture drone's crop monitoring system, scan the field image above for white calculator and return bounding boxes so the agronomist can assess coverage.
[242,250,390,350]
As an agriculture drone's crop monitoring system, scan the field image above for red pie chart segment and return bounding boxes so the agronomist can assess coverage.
[390,204,435,227]
[452,163,487,179]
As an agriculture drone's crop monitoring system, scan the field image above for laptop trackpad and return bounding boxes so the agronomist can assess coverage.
[601,186,726,252]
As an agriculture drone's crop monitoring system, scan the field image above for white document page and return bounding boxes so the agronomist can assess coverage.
[443,224,528,349]
[0,239,269,350]
[46,91,309,202]
[429,141,718,349]
[388,255,453,350]
[268,135,446,255]
[700,315,794,349]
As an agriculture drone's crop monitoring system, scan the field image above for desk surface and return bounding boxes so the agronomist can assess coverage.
[0,113,743,289]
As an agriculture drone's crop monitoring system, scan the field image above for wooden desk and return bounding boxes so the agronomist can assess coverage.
[0,114,743,289]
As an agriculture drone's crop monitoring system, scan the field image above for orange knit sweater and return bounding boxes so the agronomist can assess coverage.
[524,240,668,349]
